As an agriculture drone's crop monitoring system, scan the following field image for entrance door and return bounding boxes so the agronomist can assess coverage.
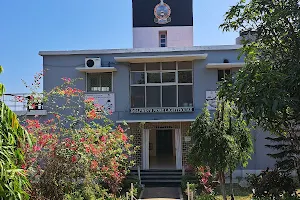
[156,130,173,156]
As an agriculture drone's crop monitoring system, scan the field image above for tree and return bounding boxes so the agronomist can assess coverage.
[219,0,300,180]
[0,66,32,200]
[265,133,300,174]
[188,101,253,200]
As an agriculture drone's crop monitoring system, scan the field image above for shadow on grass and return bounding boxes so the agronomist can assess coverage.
[214,184,252,200]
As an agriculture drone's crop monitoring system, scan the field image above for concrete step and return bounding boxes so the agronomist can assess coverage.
[142,179,181,183]
[142,175,182,179]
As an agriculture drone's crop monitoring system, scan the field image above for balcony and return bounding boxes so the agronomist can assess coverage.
[2,93,47,116]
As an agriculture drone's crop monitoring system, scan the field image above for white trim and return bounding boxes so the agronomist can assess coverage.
[116,119,195,123]
[142,129,150,170]
[76,67,117,73]
[115,54,208,63]
[206,63,245,69]
[39,45,242,56]
[175,129,182,170]
[15,110,47,116]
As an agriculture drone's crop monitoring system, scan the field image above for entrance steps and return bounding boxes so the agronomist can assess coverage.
[130,169,182,187]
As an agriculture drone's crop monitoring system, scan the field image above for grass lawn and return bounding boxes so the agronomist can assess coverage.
[214,185,300,200]
[214,184,252,200]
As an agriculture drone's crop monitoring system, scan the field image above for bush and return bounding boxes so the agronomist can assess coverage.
[247,168,299,199]
[181,174,199,194]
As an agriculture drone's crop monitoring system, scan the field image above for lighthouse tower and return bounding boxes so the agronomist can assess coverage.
[132,0,194,48]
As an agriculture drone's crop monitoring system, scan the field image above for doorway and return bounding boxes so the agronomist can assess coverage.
[149,129,176,169]
[143,128,182,170]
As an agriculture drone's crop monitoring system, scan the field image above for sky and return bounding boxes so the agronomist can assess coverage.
[0,0,239,94]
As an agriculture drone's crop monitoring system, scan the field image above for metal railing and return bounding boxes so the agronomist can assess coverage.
[126,183,138,200]
[2,93,44,112]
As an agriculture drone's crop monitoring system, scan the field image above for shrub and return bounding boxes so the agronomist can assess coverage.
[21,75,137,199]
[247,168,299,199]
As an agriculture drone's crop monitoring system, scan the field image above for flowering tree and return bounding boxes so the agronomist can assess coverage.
[19,74,136,199]
[0,66,32,199]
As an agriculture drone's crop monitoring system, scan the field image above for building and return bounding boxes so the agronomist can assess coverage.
[7,0,275,178]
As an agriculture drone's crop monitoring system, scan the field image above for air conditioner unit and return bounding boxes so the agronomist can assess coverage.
[85,58,101,68]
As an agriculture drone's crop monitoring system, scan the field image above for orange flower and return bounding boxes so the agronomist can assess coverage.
[91,160,98,170]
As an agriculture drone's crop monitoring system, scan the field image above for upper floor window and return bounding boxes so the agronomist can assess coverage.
[218,69,231,82]
[130,62,193,108]
[159,31,167,47]
[87,72,112,92]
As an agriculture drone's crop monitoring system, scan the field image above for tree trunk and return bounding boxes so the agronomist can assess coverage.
[219,171,227,200]
[229,170,233,196]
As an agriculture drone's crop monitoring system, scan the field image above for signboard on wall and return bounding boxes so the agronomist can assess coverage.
[130,107,193,114]
[85,93,115,112]
[206,91,217,111]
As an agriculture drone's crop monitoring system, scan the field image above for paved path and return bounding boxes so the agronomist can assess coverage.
[141,187,181,199]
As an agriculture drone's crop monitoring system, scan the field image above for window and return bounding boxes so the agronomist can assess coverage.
[218,69,231,82]
[159,31,167,47]
[130,62,193,108]
[87,72,112,92]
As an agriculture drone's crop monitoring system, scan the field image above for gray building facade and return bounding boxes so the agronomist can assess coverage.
[37,0,275,177]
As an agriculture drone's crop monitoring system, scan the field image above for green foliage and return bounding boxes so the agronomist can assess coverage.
[265,134,300,174]
[247,169,298,199]
[0,66,32,199]
[188,102,253,173]
[219,0,300,182]
[195,194,216,200]
[181,174,199,194]
[188,102,253,199]
[22,76,137,199]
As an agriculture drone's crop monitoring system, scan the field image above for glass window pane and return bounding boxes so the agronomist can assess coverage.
[131,87,145,108]
[160,34,166,39]
[87,74,100,92]
[146,86,161,107]
[178,71,192,83]
[162,72,175,83]
[161,38,166,43]
[162,62,176,70]
[225,70,231,76]
[130,63,144,71]
[131,72,145,84]
[162,86,176,107]
[178,85,193,107]
[100,73,112,91]
[146,63,160,71]
[178,61,192,70]
[160,44,166,47]
[218,70,224,81]
[147,72,161,83]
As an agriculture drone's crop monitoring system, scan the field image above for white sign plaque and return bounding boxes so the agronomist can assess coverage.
[184,136,191,142]
[85,93,115,112]
[130,107,194,114]
[206,91,217,111]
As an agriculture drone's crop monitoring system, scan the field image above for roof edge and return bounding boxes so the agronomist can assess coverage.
[39,45,242,56]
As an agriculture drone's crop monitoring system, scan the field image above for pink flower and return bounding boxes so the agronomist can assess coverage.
[201,177,208,185]
[122,134,127,142]
[91,160,98,169]
[33,145,41,152]
[204,171,211,177]
[71,155,77,163]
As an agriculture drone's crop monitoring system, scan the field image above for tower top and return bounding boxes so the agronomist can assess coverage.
[132,0,194,48]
